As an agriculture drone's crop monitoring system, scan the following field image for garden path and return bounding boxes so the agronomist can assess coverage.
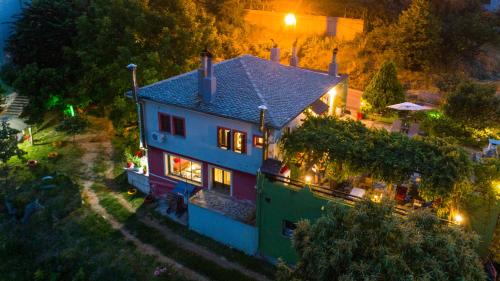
[77,117,272,281]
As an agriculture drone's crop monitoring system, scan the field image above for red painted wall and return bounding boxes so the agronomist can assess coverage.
[233,170,257,201]
[147,145,256,202]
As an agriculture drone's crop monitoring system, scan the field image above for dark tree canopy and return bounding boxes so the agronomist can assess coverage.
[362,61,405,114]
[392,0,442,71]
[443,81,500,130]
[5,0,85,68]
[277,200,486,281]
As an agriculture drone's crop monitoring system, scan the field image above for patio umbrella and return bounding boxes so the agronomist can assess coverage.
[387,102,432,111]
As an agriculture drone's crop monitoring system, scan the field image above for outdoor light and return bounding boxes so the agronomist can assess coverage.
[328,88,337,115]
[305,175,312,184]
[454,213,464,225]
[284,13,297,27]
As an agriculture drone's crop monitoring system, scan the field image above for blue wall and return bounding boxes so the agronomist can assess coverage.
[0,0,28,65]
[144,100,264,175]
[188,202,258,255]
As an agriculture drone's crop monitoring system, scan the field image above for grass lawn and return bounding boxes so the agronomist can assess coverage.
[2,117,191,281]
[91,184,267,281]
[7,114,84,182]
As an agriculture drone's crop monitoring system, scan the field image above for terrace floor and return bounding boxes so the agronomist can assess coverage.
[189,190,256,225]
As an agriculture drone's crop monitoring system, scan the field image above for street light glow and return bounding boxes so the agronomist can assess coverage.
[284,13,297,26]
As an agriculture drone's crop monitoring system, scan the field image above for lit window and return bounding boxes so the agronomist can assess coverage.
[172,116,185,137]
[217,127,231,150]
[212,167,231,195]
[253,135,264,148]
[167,154,202,184]
[233,131,247,154]
[158,113,171,133]
[282,220,297,238]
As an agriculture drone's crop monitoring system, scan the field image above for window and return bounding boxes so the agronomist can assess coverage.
[233,130,247,154]
[282,220,297,238]
[158,113,171,133]
[166,154,202,184]
[212,167,231,195]
[253,135,264,148]
[217,127,231,150]
[172,116,185,137]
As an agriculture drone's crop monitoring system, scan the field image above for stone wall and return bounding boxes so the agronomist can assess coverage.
[244,10,364,41]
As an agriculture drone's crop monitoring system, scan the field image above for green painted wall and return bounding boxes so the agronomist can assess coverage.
[256,174,349,264]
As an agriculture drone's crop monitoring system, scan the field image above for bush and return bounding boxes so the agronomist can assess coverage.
[56,116,88,134]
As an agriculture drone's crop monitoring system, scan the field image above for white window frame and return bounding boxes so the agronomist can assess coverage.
[164,153,203,186]
[208,165,233,197]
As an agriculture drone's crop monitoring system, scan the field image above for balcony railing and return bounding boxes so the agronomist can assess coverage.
[261,171,453,224]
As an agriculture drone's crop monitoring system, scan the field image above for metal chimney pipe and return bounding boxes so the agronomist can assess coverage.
[127,63,146,149]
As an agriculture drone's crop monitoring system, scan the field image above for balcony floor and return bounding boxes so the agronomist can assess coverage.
[189,190,256,225]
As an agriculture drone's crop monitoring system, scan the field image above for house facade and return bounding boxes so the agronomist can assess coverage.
[127,47,348,254]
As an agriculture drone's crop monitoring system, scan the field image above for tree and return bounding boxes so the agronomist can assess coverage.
[443,81,500,130]
[280,116,473,200]
[277,200,486,281]
[0,121,26,167]
[362,61,405,114]
[392,0,442,71]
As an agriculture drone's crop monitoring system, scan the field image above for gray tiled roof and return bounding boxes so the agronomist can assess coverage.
[137,55,345,129]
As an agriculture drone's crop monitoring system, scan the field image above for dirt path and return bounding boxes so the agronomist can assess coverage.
[82,184,209,281]
[77,117,271,281]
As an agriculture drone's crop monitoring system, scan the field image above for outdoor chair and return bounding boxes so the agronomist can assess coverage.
[390,119,402,133]
[408,123,420,137]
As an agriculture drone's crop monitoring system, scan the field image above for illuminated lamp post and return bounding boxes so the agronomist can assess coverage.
[284,13,299,67]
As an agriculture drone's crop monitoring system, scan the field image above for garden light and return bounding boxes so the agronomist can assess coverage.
[284,13,297,27]
[305,175,312,184]
[454,213,463,225]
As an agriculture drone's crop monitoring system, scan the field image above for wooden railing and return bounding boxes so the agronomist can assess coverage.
[262,172,454,222]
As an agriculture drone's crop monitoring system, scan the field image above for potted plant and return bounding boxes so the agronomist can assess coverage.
[142,165,148,174]
[125,152,141,170]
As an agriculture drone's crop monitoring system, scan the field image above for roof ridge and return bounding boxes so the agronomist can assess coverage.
[139,55,251,92]
[238,57,278,127]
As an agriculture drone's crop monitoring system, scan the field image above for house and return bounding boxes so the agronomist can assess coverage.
[126,47,348,254]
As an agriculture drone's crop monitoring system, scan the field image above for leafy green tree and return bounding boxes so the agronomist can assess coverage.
[392,0,441,70]
[277,200,486,281]
[362,61,405,114]
[443,81,500,129]
[0,121,26,175]
[280,116,472,200]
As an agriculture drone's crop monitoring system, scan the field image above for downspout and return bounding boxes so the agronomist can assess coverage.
[127,63,147,149]
[258,105,268,162]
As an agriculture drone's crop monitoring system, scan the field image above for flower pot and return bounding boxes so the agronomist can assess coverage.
[127,188,137,195]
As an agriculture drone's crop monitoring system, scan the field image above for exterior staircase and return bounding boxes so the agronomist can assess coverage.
[1,93,29,117]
